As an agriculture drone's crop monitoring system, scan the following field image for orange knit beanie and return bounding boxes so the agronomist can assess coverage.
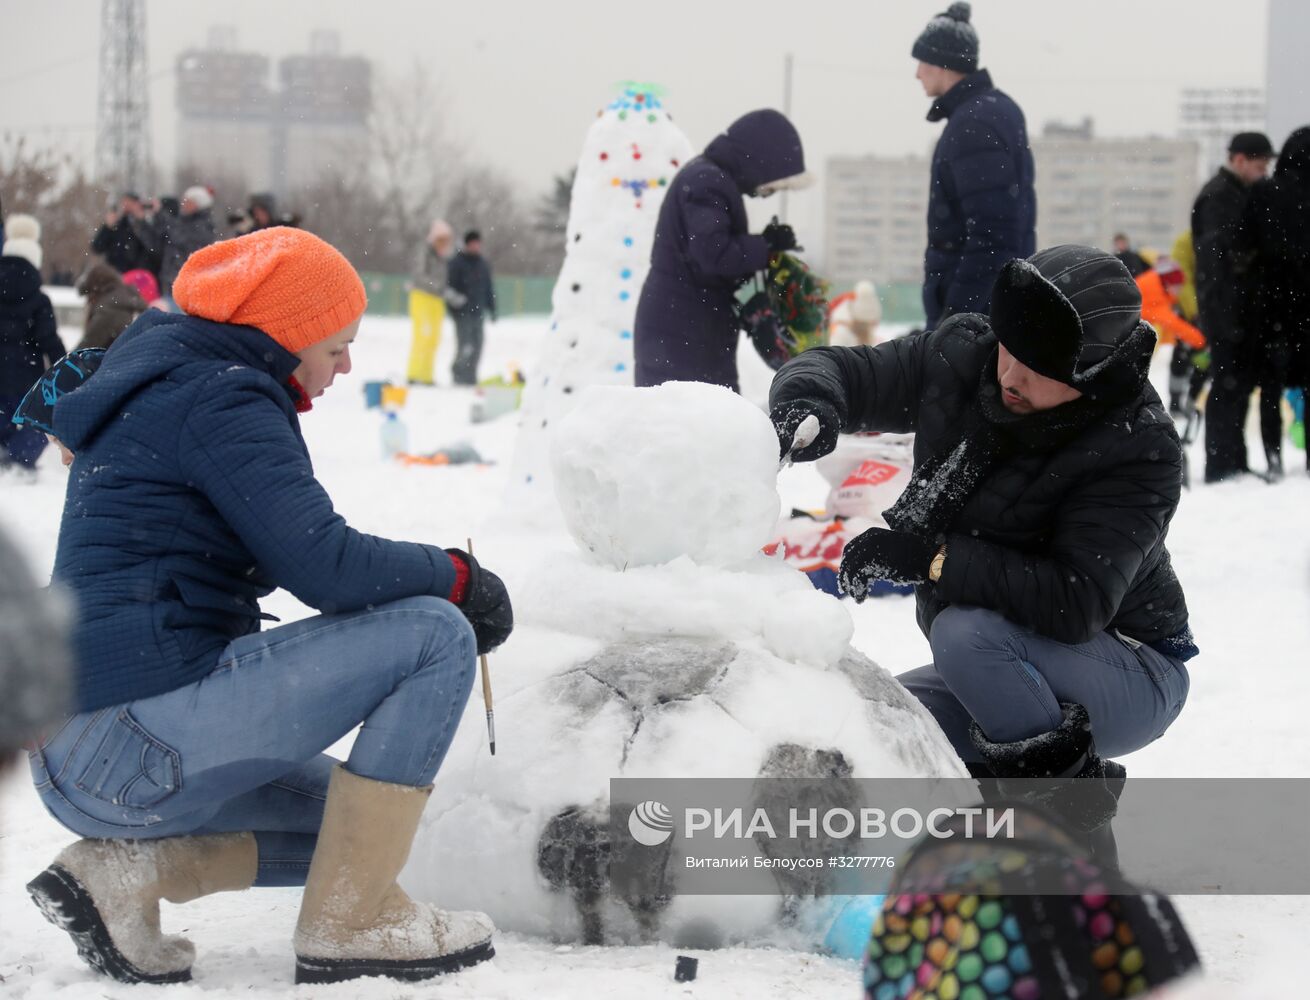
[173,227,367,352]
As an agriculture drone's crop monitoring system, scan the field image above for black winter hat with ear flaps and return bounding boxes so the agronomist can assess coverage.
[988,244,1158,403]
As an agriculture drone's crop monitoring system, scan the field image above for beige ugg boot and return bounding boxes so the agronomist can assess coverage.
[293,766,494,984]
[27,831,257,984]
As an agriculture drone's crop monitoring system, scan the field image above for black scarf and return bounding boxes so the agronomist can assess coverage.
[883,347,1111,539]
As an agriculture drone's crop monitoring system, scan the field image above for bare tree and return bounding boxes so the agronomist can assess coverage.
[292,62,562,276]
[368,60,463,262]
[1,133,109,282]
[442,169,550,274]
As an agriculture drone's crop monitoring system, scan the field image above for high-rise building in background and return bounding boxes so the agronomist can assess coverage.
[824,120,1197,292]
[175,27,371,196]
[1266,0,1310,151]
[277,31,371,193]
[824,154,928,289]
[1178,87,1265,180]
[175,27,273,190]
[1033,120,1197,254]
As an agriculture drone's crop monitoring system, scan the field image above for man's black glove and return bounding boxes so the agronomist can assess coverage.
[769,398,841,463]
[444,548,514,654]
[838,528,937,600]
[762,220,797,254]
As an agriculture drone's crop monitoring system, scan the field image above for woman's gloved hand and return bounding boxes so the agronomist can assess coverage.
[444,549,513,654]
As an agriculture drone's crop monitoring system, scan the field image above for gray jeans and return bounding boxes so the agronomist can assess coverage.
[898,605,1190,764]
[452,314,485,386]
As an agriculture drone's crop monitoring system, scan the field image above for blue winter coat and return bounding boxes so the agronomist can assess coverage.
[634,109,804,391]
[0,255,63,399]
[51,310,459,712]
[922,70,1036,329]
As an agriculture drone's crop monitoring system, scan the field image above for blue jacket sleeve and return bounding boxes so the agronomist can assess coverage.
[178,374,456,613]
[943,129,1025,317]
[682,186,770,279]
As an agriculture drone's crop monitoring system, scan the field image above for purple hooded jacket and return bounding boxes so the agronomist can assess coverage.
[634,109,805,391]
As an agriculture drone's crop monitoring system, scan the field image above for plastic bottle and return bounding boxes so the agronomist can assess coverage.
[380,411,409,459]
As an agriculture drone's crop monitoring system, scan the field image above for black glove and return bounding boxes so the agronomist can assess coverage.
[445,548,514,654]
[838,528,937,600]
[762,220,797,254]
[769,398,841,463]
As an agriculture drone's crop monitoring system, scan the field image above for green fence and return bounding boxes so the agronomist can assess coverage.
[361,271,926,326]
[361,272,555,317]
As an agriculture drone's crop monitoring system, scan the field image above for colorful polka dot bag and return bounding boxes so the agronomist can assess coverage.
[863,804,1199,1000]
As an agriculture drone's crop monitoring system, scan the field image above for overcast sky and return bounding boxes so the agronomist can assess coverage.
[0,0,1271,243]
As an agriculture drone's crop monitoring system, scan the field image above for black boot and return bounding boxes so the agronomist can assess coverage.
[1266,446,1284,483]
[968,703,1125,869]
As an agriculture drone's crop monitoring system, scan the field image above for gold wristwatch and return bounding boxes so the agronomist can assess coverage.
[928,544,947,583]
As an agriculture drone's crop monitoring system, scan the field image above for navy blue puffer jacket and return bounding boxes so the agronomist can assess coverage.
[923,70,1036,328]
[52,311,458,712]
[0,255,63,398]
[634,109,804,390]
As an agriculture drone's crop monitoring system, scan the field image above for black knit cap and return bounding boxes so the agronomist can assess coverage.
[1227,131,1276,158]
[989,245,1157,402]
[912,2,979,74]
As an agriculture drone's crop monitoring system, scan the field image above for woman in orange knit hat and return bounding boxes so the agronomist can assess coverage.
[25,228,511,986]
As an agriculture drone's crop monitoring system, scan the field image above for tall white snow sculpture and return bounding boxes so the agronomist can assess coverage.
[506,85,693,514]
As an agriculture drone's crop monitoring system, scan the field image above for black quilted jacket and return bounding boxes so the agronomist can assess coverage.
[769,315,1190,646]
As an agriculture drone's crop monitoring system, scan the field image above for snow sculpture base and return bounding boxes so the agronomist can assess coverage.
[407,383,965,948]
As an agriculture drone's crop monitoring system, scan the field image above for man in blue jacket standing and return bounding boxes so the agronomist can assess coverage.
[913,3,1036,329]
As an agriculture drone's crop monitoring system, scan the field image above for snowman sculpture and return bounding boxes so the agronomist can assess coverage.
[407,382,966,948]
[506,85,694,516]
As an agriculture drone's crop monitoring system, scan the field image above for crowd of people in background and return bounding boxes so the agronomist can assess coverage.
[0,181,500,473]
[1115,127,1310,484]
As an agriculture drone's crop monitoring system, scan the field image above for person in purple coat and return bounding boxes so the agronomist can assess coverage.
[634,109,810,392]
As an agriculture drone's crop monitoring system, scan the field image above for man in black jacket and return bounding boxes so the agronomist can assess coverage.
[446,230,497,386]
[1192,131,1276,482]
[1235,126,1310,478]
[90,193,153,275]
[770,245,1194,784]
[912,3,1036,329]
[131,186,219,300]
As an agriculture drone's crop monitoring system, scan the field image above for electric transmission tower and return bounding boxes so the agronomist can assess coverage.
[95,0,151,193]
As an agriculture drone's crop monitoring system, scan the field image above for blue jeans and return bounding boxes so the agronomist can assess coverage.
[29,596,477,886]
[899,606,1190,764]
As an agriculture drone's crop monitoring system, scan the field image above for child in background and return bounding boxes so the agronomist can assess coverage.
[0,214,65,470]
[75,263,148,351]
[827,280,883,347]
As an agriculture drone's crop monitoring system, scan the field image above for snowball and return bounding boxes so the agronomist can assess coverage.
[551,382,781,568]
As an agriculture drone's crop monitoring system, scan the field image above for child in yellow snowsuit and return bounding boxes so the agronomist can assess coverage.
[406,220,463,384]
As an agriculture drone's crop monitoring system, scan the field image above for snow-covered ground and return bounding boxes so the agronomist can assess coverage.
[1,314,1307,997]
